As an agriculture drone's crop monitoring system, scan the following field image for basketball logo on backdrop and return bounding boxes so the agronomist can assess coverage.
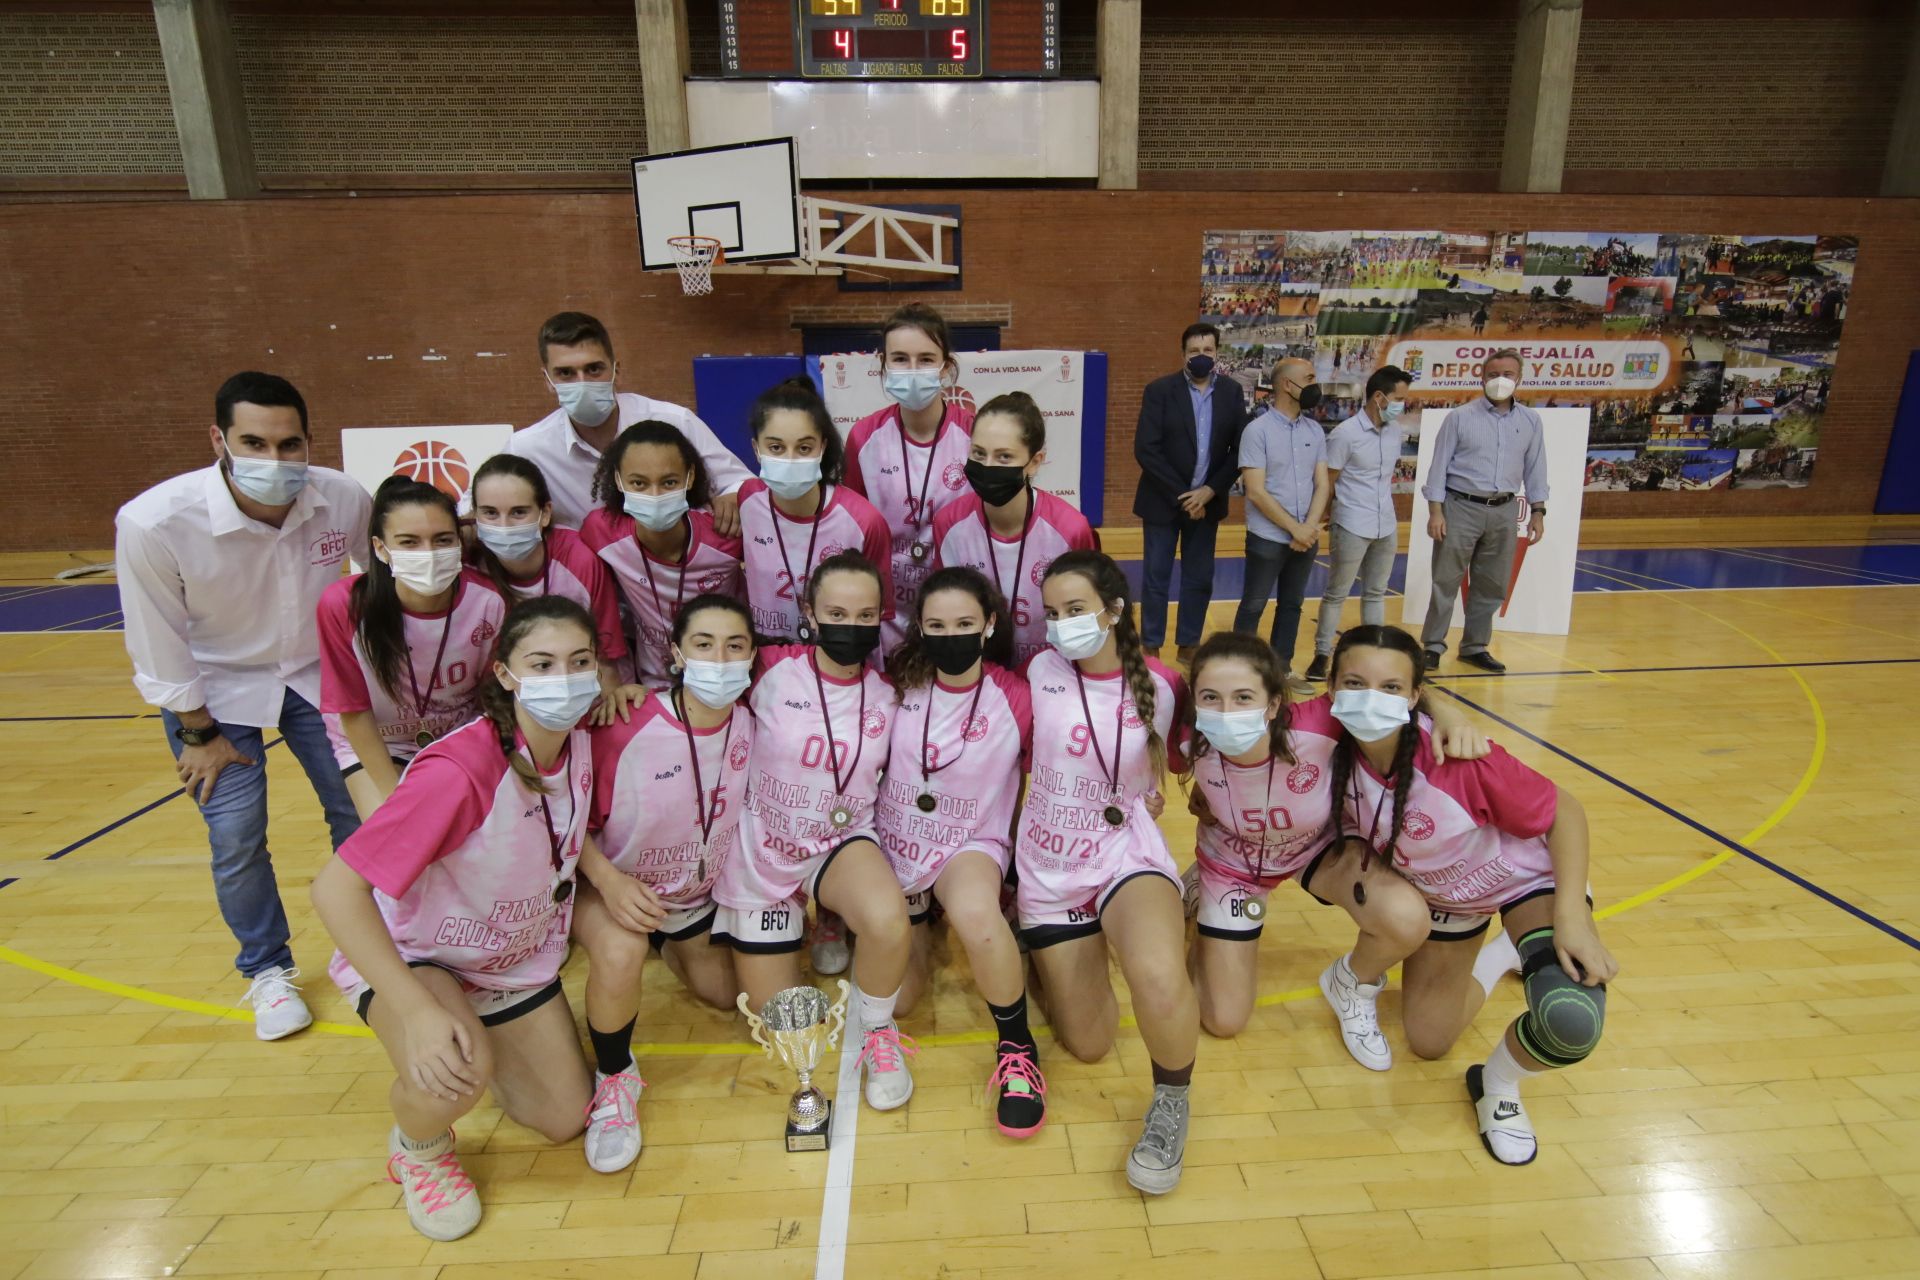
[1058,355,1074,383]
[964,714,990,743]
[942,461,967,490]
[1286,762,1320,794]
[832,359,849,389]
[1402,810,1436,840]
[948,385,977,414]
[393,441,470,498]
[861,708,887,739]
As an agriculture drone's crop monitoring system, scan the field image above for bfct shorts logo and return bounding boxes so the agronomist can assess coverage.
[1402,809,1436,840]
[963,714,990,743]
[1286,762,1321,794]
[861,707,888,739]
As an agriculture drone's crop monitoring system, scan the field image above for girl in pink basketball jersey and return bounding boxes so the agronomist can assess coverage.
[931,391,1096,667]
[841,304,974,652]
[1019,550,1195,1195]
[713,551,918,1115]
[580,420,746,687]
[1176,631,1486,1064]
[319,477,509,819]
[311,597,615,1242]
[737,378,893,644]
[570,594,754,1176]
[467,454,637,722]
[880,566,1046,1137]
[1325,624,1617,1167]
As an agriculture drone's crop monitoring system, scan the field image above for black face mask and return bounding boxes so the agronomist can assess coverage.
[920,630,986,676]
[1296,382,1323,413]
[814,622,881,668]
[965,460,1027,508]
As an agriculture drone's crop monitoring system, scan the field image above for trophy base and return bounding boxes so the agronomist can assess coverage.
[786,1099,832,1153]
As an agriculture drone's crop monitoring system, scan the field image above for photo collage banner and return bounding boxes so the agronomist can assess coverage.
[1200,230,1853,493]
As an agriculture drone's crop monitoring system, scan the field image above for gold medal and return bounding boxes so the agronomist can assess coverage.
[415,729,436,749]
[1103,804,1125,827]
[830,806,853,830]
[916,792,937,813]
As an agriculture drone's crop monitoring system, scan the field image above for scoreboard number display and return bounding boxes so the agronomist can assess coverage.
[721,0,1059,80]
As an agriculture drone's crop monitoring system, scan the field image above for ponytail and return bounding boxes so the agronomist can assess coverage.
[351,476,458,702]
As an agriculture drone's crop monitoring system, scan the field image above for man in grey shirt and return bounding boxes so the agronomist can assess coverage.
[1304,365,1410,682]
[1418,349,1548,673]
[1232,355,1329,688]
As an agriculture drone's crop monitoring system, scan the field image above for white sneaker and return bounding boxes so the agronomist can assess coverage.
[1319,954,1392,1071]
[1467,1064,1538,1165]
[387,1128,481,1241]
[857,1022,917,1111]
[244,966,312,1041]
[583,1068,646,1173]
[1180,861,1201,919]
[810,911,850,976]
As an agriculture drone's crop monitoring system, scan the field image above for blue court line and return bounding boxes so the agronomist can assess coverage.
[0,738,286,893]
[1436,687,1920,952]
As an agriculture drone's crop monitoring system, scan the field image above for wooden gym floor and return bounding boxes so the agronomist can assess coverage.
[3,535,1919,1280]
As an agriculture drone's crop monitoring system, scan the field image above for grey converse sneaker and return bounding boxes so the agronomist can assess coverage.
[1125,1083,1190,1195]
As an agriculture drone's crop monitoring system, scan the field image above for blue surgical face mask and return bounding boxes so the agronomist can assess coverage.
[553,378,617,428]
[758,454,823,500]
[884,368,944,412]
[223,443,308,506]
[624,487,689,531]
[1382,399,1406,422]
[1330,688,1411,743]
[1046,612,1109,661]
[1195,707,1270,757]
[679,656,752,709]
[474,520,544,561]
[511,669,601,730]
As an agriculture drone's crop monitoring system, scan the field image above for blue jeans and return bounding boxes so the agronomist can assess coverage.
[163,687,360,977]
[1232,532,1318,669]
[1139,518,1219,648]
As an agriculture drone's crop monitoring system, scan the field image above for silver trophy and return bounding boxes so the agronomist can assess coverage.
[738,980,851,1152]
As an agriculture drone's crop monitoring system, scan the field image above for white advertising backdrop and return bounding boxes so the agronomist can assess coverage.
[814,350,1088,508]
[1400,407,1590,638]
[339,424,515,500]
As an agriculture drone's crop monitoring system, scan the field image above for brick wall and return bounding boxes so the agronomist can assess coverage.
[0,10,181,178]
[2,187,1914,550]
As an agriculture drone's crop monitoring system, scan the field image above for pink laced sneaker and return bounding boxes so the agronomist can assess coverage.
[988,1042,1048,1138]
[583,1069,647,1173]
[386,1128,480,1241]
[857,1022,918,1111]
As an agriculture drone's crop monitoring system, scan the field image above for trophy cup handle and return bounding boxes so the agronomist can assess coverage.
[736,991,774,1054]
[824,978,851,1051]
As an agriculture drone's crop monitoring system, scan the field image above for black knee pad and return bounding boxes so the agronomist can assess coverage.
[1513,927,1606,1068]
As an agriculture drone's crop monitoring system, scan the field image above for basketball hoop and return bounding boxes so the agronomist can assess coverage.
[667,235,723,296]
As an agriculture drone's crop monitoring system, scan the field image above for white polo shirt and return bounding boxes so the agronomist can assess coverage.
[115,464,373,728]
[504,392,752,530]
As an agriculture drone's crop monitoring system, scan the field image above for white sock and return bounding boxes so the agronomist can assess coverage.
[853,983,899,1032]
[394,1126,452,1156]
[1472,931,1522,996]
[1481,1038,1540,1097]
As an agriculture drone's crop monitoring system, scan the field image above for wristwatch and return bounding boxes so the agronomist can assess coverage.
[174,723,222,747]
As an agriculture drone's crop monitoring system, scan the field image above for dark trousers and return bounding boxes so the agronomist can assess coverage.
[1232,532,1317,669]
[1139,517,1219,648]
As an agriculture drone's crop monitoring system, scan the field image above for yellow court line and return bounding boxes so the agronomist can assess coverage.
[0,589,1832,1055]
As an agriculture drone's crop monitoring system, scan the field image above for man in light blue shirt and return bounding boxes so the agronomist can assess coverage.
[1305,365,1410,681]
[1418,348,1549,673]
[1232,355,1329,683]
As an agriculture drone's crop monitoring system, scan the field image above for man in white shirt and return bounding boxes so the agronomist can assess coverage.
[115,373,372,1041]
[504,311,751,532]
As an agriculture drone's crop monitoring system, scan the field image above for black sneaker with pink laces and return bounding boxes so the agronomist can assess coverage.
[990,1041,1047,1138]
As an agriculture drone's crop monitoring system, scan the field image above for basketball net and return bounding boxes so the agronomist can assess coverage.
[668,235,723,297]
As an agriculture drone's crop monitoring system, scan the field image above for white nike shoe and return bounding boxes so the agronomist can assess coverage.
[1467,1064,1538,1165]
[1319,954,1392,1071]
[244,966,313,1041]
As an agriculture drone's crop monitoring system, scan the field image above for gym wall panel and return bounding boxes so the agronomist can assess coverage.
[0,11,181,179]
[3,188,1916,550]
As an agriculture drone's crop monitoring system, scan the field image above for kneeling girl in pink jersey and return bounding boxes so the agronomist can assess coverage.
[1177,632,1487,1065]
[1326,624,1618,1166]
[1020,550,1195,1195]
[571,594,754,1171]
[713,551,917,1113]
[318,476,508,819]
[467,453,639,722]
[311,597,610,1242]
[930,391,1096,666]
[580,420,746,687]
[880,566,1045,1136]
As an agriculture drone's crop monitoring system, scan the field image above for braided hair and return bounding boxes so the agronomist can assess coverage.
[476,595,598,794]
[1043,550,1166,782]
[1324,624,1425,870]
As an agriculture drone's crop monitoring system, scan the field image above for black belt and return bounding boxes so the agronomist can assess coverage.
[1448,489,1514,506]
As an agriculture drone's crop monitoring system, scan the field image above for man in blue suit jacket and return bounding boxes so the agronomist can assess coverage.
[1133,322,1249,662]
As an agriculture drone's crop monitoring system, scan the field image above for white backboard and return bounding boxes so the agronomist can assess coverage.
[1400,407,1590,638]
[631,137,800,270]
